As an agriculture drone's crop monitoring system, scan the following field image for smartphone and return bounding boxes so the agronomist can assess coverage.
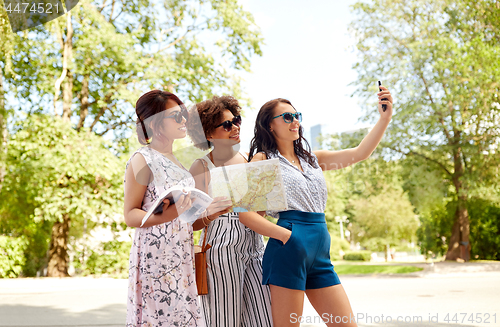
[378,80,387,112]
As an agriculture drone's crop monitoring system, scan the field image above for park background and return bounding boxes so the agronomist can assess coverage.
[0,0,499,279]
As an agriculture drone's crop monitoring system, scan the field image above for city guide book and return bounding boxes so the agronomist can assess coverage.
[140,186,212,227]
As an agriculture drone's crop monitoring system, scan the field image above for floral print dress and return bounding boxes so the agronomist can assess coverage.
[125,147,203,327]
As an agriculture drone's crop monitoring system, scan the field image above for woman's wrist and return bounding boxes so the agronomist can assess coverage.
[202,215,211,226]
[276,226,292,244]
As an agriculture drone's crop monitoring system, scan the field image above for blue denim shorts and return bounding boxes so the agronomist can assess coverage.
[262,210,341,291]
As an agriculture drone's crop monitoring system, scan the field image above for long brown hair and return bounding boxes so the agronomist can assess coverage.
[248,98,316,167]
[135,90,186,145]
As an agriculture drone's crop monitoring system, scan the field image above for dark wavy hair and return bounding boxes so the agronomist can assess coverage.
[187,95,242,150]
[135,90,186,145]
[248,98,316,167]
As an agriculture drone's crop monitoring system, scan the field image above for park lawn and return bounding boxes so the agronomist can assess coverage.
[334,264,423,275]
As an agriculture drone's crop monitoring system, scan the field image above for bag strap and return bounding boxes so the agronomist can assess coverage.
[199,158,210,251]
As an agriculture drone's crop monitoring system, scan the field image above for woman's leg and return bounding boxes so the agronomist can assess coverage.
[305,285,358,327]
[270,285,305,327]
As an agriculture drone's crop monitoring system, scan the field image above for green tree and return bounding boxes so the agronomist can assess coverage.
[350,0,500,260]
[6,0,263,133]
[0,114,124,276]
[350,188,419,261]
[322,128,417,256]
[0,0,15,193]
[2,0,263,275]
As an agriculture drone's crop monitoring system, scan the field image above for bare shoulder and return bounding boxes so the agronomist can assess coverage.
[127,152,152,186]
[250,152,267,162]
[189,158,205,175]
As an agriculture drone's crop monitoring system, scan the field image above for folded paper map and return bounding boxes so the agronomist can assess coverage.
[209,158,288,212]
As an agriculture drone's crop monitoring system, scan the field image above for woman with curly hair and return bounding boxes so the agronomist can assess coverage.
[239,86,393,327]
[187,95,273,327]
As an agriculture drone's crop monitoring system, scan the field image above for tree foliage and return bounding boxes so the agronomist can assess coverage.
[350,0,500,260]
[5,0,263,138]
[0,114,124,276]
[1,0,263,275]
[351,188,419,252]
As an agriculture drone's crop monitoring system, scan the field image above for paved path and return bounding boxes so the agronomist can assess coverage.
[0,262,499,327]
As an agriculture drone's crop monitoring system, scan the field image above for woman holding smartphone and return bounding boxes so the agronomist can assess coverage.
[187,95,273,327]
[239,86,393,327]
[123,90,229,327]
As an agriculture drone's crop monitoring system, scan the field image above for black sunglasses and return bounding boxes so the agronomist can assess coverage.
[272,112,302,123]
[215,115,242,132]
[164,107,189,123]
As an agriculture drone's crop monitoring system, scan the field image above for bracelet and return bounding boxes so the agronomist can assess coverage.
[202,216,211,226]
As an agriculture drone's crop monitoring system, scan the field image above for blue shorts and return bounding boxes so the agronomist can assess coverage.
[262,210,341,291]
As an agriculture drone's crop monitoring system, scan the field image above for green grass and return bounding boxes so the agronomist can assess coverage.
[334,264,423,275]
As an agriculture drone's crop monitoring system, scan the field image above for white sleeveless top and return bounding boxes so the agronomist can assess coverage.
[198,151,248,195]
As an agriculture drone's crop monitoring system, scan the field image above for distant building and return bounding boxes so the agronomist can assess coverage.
[302,128,311,147]
[310,124,323,150]
[310,124,336,150]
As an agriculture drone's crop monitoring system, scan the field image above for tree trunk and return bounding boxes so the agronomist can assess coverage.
[0,66,7,192]
[62,70,73,121]
[445,143,470,261]
[77,68,90,131]
[47,215,71,277]
[445,195,470,261]
[53,11,73,116]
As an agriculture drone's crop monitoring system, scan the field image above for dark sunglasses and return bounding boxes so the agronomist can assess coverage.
[272,112,302,123]
[215,115,242,132]
[164,107,188,123]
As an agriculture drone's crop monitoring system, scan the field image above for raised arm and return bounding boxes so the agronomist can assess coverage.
[314,86,393,171]
[238,152,292,244]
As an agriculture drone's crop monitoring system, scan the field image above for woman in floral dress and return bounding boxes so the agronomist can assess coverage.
[123,90,230,327]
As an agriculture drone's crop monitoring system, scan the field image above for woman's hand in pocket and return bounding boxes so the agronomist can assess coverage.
[279,227,292,245]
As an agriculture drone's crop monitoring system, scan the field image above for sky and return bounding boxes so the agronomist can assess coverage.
[235,0,375,152]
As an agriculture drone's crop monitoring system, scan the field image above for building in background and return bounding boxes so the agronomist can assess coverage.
[310,124,323,150]
[310,124,336,150]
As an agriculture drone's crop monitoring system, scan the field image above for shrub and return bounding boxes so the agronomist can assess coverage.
[74,239,131,278]
[330,235,350,261]
[343,250,372,261]
[0,236,28,278]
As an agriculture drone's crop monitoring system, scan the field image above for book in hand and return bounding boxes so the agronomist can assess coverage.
[140,185,213,227]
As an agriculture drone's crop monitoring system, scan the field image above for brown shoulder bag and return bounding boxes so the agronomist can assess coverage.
[194,159,211,295]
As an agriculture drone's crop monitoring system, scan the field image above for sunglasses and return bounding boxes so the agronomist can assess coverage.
[215,115,242,132]
[164,107,188,124]
[272,112,302,123]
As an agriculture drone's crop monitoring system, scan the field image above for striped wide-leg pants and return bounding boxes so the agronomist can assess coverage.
[199,213,273,327]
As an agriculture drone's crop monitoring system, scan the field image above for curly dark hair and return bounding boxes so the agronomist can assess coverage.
[187,95,242,150]
[248,98,316,167]
[135,90,186,145]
